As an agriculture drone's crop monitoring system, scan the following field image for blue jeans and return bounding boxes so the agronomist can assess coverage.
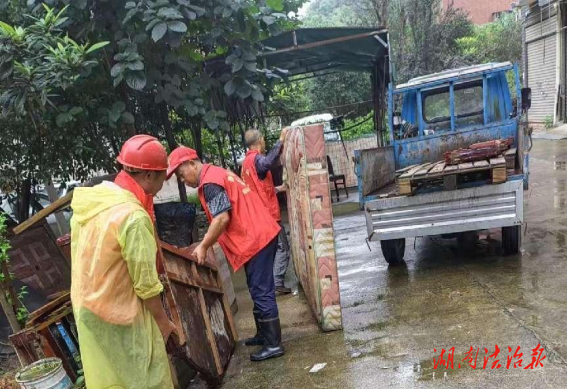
[274,222,290,287]
[244,237,279,319]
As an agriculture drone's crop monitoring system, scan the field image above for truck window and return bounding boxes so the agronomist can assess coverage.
[454,85,483,127]
[424,90,450,124]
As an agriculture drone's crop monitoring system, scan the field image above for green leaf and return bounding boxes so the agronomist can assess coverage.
[236,85,252,99]
[146,18,161,31]
[188,5,206,16]
[231,59,244,73]
[266,0,284,11]
[152,22,168,42]
[111,62,126,77]
[126,72,147,90]
[224,80,236,96]
[127,61,144,71]
[167,21,187,33]
[109,109,121,124]
[56,113,70,127]
[222,8,232,18]
[121,112,135,124]
[177,0,191,5]
[125,1,136,9]
[157,7,183,20]
[262,16,275,25]
[69,106,82,115]
[113,73,124,87]
[251,89,264,102]
[244,62,256,72]
[112,101,126,112]
[123,8,138,24]
[86,41,109,54]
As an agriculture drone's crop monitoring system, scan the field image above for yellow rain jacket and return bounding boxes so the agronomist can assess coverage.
[70,181,173,389]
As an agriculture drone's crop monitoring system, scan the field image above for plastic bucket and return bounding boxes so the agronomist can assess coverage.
[15,358,73,389]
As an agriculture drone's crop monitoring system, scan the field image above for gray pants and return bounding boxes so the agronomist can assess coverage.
[274,221,290,287]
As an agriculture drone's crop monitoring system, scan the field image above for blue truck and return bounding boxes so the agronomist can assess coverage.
[356,62,531,264]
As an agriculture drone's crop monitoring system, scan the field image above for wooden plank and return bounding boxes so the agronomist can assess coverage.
[428,162,446,175]
[197,281,224,376]
[398,180,413,195]
[443,175,457,191]
[26,292,70,326]
[473,160,490,168]
[504,148,517,156]
[492,167,507,184]
[216,272,238,343]
[490,157,507,167]
[167,271,223,295]
[395,164,418,176]
[414,162,438,177]
[444,165,459,173]
[13,191,74,235]
[399,163,429,179]
[457,162,475,171]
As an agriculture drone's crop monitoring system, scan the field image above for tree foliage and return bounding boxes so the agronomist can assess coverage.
[0,0,305,218]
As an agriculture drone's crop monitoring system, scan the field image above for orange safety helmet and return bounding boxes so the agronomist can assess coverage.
[116,134,168,171]
[166,146,199,179]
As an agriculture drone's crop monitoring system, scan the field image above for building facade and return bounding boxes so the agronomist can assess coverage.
[521,0,566,126]
[442,0,516,24]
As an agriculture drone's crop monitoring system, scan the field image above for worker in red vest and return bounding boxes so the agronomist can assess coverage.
[241,128,291,295]
[167,147,284,362]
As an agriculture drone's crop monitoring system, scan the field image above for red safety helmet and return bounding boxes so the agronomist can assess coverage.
[167,146,199,179]
[117,135,168,171]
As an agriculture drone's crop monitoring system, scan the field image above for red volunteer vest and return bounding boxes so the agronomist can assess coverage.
[242,150,281,222]
[198,164,280,271]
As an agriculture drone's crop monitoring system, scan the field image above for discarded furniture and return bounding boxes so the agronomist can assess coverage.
[159,242,237,384]
[326,155,348,202]
[282,124,342,331]
[9,292,81,382]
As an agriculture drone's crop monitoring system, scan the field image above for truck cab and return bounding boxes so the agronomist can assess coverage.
[357,62,530,264]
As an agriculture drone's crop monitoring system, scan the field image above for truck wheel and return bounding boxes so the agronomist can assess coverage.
[502,225,521,255]
[380,239,406,265]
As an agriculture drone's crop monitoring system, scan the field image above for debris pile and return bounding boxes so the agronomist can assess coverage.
[444,137,514,165]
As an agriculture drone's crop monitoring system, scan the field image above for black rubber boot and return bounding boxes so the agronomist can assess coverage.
[244,311,264,346]
[250,318,284,362]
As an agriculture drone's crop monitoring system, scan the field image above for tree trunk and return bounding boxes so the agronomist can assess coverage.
[16,179,31,223]
[190,120,203,160]
[0,288,20,333]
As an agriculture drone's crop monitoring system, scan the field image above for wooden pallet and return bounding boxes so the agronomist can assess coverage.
[396,156,508,196]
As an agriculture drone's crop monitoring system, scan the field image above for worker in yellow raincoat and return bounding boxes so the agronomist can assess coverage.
[70,135,179,388]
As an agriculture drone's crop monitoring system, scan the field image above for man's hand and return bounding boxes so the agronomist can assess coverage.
[192,243,208,265]
[158,319,178,343]
[275,185,287,194]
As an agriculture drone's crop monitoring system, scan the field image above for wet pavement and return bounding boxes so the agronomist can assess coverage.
[220,139,567,388]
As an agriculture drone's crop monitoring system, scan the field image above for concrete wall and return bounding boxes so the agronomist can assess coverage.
[282,124,342,331]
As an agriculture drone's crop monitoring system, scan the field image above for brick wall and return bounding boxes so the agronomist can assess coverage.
[325,135,379,188]
[442,0,515,24]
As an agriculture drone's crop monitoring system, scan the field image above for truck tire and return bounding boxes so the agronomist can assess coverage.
[502,225,521,255]
[380,239,406,265]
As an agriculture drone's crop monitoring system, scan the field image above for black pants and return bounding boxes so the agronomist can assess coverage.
[244,237,279,319]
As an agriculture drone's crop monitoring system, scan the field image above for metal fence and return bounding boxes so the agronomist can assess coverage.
[325,134,378,188]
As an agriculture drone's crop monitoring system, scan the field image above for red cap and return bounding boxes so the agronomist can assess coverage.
[117,134,168,171]
[167,146,199,179]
